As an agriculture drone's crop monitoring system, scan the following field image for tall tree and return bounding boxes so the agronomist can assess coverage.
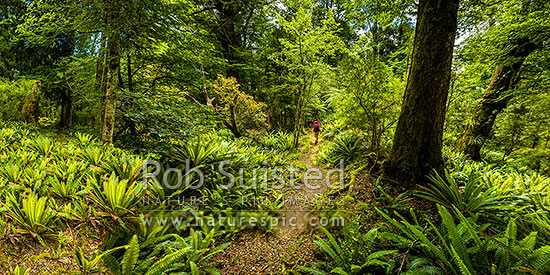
[190,0,269,85]
[9,0,81,128]
[386,0,459,184]
[456,40,538,160]
[273,5,343,148]
[455,0,549,160]
[100,0,121,143]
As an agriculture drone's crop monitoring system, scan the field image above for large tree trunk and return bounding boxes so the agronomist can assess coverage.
[100,0,121,144]
[386,0,458,185]
[456,40,537,160]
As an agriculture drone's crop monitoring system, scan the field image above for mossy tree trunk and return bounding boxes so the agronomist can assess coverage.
[100,0,121,144]
[386,0,458,185]
[226,94,242,138]
[456,40,537,160]
[21,80,42,124]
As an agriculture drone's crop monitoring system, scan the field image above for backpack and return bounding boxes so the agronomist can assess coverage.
[314,124,320,132]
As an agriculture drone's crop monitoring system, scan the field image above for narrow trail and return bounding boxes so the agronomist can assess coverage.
[212,133,327,274]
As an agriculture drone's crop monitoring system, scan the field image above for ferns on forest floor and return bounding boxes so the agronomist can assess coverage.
[0,123,289,273]
[101,229,228,275]
[300,226,397,275]
[304,154,550,274]
[5,192,57,239]
[318,133,365,166]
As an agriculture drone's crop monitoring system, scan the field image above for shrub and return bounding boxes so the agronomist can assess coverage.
[0,78,35,121]
[319,133,365,166]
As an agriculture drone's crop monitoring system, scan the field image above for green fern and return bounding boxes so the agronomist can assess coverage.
[438,205,474,272]
[145,247,191,275]
[528,246,550,273]
[121,235,140,275]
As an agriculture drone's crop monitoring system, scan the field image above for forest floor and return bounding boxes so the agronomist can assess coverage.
[210,133,328,274]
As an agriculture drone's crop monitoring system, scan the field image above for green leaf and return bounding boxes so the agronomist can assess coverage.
[190,261,199,275]
[121,235,140,275]
[330,267,349,275]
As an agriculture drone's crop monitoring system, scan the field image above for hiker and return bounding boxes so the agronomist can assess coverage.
[313,121,320,144]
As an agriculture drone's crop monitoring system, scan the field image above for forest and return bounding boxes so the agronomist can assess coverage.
[1,0,550,274]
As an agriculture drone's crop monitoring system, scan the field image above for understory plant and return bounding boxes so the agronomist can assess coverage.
[102,229,229,275]
[300,226,398,274]
[375,205,550,274]
[4,192,57,238]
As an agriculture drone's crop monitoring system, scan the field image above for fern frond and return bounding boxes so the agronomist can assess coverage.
[145,247,191,275]
[449,244,472,275]
[121,235,140,275]
[528,246,550,273]
[321,227,342,255]
[438,205,474,272]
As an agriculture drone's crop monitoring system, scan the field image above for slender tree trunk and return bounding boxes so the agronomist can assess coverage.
[21,81,42,124]
[101,0,121,144]
[117,60,124,88]
[293,89,302,148]
[456,40,537,160]
[266,108,273,131]
[127,51,133,93]
[386,0,459,185]
[59,92,73,128]
[229,95,242,137]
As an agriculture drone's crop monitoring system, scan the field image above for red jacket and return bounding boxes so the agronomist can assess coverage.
[313,121,320,129]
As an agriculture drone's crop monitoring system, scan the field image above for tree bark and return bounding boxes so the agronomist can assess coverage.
[228,95,242,137]
[21,80,42,124]
[100,0,121,144]
[59,91,73,128]
[456,40,537,160]
[386,0,458,185]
